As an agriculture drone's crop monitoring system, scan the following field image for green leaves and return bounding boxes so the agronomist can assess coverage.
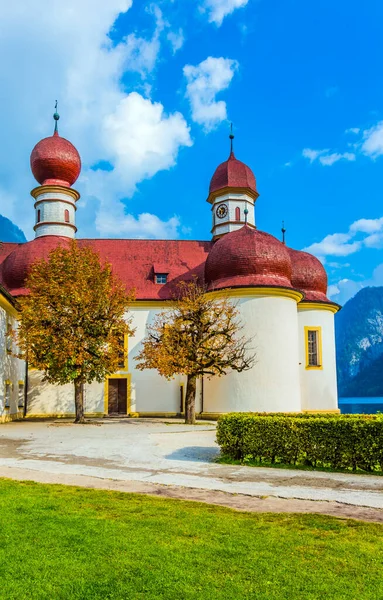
[217,413,383,472]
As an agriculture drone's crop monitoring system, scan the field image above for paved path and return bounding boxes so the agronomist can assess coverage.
[0,419,382,521]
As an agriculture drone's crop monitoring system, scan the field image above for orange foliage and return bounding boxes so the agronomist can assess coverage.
[17,240,135,386]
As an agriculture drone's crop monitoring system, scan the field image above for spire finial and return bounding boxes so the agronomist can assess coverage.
[53,100,60,135]
[244,207,249,224]
[281,220,286,245]
[229,122,234,156]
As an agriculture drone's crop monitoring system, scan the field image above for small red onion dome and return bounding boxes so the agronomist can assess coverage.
[30,110,81,187]
[209,152,257,196]
[1,236,70,295]
[287,247,329,302]
[205,225,293,291]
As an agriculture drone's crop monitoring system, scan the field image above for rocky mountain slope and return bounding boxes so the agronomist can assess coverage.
[0,214,26,243]
[336,287,383,397]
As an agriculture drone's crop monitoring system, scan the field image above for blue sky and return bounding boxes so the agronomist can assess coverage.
[0,0,382,304]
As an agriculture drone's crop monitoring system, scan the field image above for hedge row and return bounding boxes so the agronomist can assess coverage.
[216,413,383,472]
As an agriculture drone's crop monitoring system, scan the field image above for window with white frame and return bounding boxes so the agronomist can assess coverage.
[155,274,168,284]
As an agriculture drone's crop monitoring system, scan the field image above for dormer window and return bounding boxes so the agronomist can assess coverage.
[153,263,169,285]
[155,274,167,284]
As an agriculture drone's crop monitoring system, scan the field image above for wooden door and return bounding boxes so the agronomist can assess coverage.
[108,379,127,414]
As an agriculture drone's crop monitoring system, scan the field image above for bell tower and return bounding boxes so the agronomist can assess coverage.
[207,130,259,240]
[30,103,81,239]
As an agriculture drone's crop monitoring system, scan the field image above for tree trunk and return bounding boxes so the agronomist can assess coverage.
[185,375,197,425]
[74,378,85,423]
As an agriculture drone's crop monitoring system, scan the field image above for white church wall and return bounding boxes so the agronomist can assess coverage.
[0,303,25,423]
[211,192,255,237]
[203,294,302,414]
[128,306,188,414]
[298,308,339,412]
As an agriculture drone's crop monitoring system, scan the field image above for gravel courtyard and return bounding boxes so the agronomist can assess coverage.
[0,418,382,522]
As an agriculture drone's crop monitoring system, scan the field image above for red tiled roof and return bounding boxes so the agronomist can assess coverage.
[0,237,212,300]
[0,242,19,265]
[205,225,293,291]
[209,152,257,196]
[287,247,330,303]
[0,233,334,306]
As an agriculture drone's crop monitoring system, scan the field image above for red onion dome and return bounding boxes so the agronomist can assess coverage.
[209,152,257,196]
[205,225,293,291]
[287,247,329,302]
[30,131,81,187]
[1,236,70,295]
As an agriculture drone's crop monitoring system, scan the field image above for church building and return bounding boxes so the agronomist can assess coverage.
[0,114,340,421]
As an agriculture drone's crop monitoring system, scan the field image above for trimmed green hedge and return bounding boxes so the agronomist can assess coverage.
[216,413,383,472]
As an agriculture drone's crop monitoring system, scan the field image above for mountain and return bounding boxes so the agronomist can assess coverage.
[0,214,27,243]
[336,286,383,397]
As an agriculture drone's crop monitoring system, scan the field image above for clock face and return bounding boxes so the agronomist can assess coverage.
[216,204,228,219]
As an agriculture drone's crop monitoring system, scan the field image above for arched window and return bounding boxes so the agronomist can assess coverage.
[37,209,41,223]
[64,209,70,223]
[235,207,240,221]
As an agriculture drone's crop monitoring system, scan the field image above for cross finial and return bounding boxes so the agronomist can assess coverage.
[229,122,234,156]
[53,100,60,134]
[281,220,286,245]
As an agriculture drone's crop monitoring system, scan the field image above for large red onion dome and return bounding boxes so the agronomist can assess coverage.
[205,225,293,291]
[1,236,70,295]
[287,247,329,302]
[30,110,81,187]
[209,151,257,196]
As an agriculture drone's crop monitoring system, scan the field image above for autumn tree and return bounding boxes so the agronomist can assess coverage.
[17,241,135,423]
[135,281,255,424]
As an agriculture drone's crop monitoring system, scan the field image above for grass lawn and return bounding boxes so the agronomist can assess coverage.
[0,479,382,600]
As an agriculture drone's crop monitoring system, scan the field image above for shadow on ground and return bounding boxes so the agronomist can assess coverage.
[165,446,220,462]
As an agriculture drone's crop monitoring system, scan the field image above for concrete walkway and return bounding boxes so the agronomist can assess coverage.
[0,419,382,521]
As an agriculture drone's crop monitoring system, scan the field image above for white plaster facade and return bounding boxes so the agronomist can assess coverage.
[22,294,338,418]
[0,291,25,423]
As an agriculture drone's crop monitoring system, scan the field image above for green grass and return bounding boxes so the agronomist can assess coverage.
[0,480,382,600]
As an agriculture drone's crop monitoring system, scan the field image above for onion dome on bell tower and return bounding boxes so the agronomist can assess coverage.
[207,125,259,240]
[30,102,81,239]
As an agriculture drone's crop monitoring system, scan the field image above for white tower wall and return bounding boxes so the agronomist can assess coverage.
[209,191,256,239]
[32,186,79,239]
[298,306,339,412]
[203,293,302,414]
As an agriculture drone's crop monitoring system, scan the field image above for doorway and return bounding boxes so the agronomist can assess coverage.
[108,378,128,414]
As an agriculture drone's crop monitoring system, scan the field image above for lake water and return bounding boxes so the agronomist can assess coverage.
[338,397,383,414]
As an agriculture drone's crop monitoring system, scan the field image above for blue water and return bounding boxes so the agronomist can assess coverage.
[339,397,383,414]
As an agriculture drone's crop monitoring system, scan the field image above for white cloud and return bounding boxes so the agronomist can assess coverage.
[318,152,356,166]
[345,127,360,135]
[302,148,328,163]
[327,278,364,304]
[0,1,193,240]
[350,217,383,234]
[167,29,185,53]
[304,215,383,264]
[302,148,355,166]
[96,211,180,239]
[304,233,361,259]
[183,57,239,131]
[361,121,383,158]
[201,0,249,26]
